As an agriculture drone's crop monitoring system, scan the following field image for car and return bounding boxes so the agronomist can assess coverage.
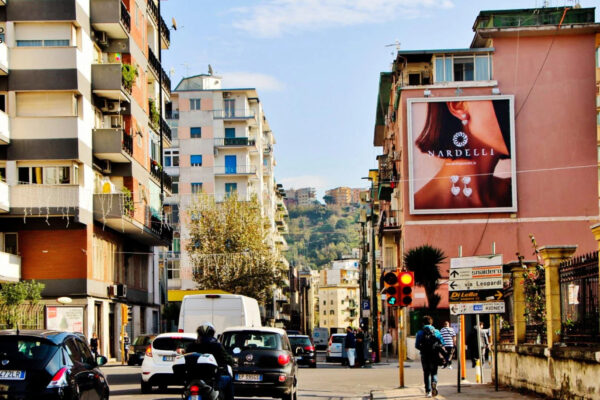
[128,334,156,366]
[312,328,328,350]
[140,332,196,393]
[326,333,347,364]
[288,335,316,368]
[0,329,109,399]
[221,326,298,400]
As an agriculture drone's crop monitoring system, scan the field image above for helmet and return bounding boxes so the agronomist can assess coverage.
[197,322,216,338]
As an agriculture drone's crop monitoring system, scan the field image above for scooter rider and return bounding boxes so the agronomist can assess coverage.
[186,322,234,400]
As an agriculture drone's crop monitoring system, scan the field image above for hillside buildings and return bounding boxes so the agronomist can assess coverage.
[162,73,289,323]
[325,186,363,207]
[284,187,316,207]
[0,0,173,359]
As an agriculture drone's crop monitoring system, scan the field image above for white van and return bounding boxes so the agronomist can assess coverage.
[178,294,262,334]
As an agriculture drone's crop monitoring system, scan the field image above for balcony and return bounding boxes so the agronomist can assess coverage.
[160,16,170,49]
[214,192,251,203]
[147,47,171,95]
[92,63,131,100]
[0,110,9,145]
[214,165,257,176]
[161,118,172,142]
[214,137,256,148]
[213,109,255,120]
[93,193,172,246]
[10,185,80,214]
[93,128,133,163]
[91,0,131,39]
[146,0,159,25]
[0,252,21,282]
[0,180,8,212]
[0,43,7,75]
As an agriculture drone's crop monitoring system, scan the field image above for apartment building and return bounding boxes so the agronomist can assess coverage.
[371,6,599,309]
[285,187,317,207]
[0,0,173,359]
[318,261,360,331]
[163,74,289,302]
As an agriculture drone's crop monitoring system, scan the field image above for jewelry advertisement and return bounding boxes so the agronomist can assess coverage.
[407,95,517,215]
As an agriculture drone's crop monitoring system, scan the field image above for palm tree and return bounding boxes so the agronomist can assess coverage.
[403,245,446,310]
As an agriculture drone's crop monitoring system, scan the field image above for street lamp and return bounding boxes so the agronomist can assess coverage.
[362,175,380,363]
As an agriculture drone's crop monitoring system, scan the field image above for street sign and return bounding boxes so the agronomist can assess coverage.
[450,255,503,269]
[449,289,504,303]
[362,300,370,310]
[448,277,503,291]
[448,266,503,280]
[450,301,506,315]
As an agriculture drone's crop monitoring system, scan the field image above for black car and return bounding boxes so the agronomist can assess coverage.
[222,327,297,400]
[288,335,316,368]
[128,334,156,366]
[0,330,109,399]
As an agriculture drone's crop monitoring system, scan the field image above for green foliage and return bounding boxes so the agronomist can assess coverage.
[121,63,138,92]
[286,203,361,269]
[186,194,284,302]
[403,245,446,310]
[323,195,335,205]
[121,187,134,215]
[0,280,45,329]
[148,98,159,129]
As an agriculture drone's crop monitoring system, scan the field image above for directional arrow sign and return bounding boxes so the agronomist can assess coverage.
[449,289,504,303]
[448,277,503,291]
[450,301,506,315]
[450,255,503,269]
[449,266,503,280]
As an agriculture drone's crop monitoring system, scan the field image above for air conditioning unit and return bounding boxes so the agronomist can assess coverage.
[107,285,116,297]
[97,31,109,47]
[102,160,112,174]
[116,284,127,298]
[101,101,120,113]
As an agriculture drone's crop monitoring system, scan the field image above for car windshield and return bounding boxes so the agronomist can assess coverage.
[0,337,58,365]
[152,337,195,351]
[134,336,153,346]
[332,336,344,344]
[289,336,311,347]
[222,331,280,350]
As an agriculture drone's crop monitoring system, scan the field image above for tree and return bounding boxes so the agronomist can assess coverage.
[0,280,45,328]
[403,245,446,310]
[323,195,335,205]
[186,194,284,302]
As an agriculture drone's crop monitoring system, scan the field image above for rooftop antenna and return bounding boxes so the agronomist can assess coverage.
[208,64,213,75]
[385,40,401,56]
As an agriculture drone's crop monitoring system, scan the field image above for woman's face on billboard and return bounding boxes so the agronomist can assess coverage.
[464,100,509,156]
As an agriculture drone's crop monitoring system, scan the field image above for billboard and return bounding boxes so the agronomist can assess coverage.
[46,306,84,333]
[407,96,516,214]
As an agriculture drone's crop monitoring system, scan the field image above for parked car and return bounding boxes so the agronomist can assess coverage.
[0,329,109,399]
[326,333,347,364]
[128,334,156,366]
[312,328,328,350]
[140,332,196,393]
[288,335,316,368]
[221,327,298,400]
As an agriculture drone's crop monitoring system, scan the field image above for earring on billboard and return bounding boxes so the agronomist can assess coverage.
[461,114,469,126]
[462,176,472,197]
[450,175,460,196]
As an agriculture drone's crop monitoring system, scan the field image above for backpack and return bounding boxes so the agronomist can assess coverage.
[419,327,446,366]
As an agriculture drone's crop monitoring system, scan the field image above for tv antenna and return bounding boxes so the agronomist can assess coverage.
[385,40,401,56]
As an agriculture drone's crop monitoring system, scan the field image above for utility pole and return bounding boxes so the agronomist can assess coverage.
[369,179,379,363]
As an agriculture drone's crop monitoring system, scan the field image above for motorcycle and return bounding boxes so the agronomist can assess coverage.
[172,352,231,400]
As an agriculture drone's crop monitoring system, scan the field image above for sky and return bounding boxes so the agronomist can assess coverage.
[160,0,599,200]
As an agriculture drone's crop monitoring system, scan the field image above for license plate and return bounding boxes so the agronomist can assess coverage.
[0,371,25,380]
[236,374,262,382]
[296,356,302,360]
[190,396,200,400]
[162,355,174,361]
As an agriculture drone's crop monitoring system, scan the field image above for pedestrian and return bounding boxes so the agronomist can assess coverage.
[439,321,456,369]
[344,326,356,368]
[415,316,445,398]
[383,330,393,361]
[121,331,130,364]
[479,322,490,366]
[90,332,99,359]
[467,325,479,367]
[356,327,365,367]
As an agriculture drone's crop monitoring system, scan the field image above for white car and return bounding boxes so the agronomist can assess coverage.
[140,332,197,393]
[326,333,346,364]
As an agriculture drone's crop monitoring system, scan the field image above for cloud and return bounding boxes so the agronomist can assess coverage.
[231,0,454,38]
[221,71,285,92]
[279,175,331,191]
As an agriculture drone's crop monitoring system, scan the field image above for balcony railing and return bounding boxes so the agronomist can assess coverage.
[214,137,255,147]
[93,128,132,162]
[160,16,170,47]
[214,165,257,175]
[150,159,161,180]
[11,185,80,211]
[161,118,172,141]
[147,0,159,24]
[147,47,161,78]
[91,0,131,39]
[0,110,9,145]
[213,109,255,120]
[0,180,8,212]
[121,1,131,32]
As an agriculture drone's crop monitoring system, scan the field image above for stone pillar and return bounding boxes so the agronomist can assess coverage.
[508,260,537,344]
[539,245,577,349]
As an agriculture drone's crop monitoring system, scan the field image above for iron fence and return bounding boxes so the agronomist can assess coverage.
[525,267,546,344]
[0,303,45,330]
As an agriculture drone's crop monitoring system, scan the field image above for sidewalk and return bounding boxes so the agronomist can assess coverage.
[371,382,544,400]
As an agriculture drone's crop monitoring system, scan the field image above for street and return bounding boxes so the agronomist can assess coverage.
[101,353,541,400]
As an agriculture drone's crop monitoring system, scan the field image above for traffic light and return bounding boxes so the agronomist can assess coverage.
[398,271,414,307]
[121,304,129,327]
[382,271,399,306]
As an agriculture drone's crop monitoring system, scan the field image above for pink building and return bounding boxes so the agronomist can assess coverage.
[373,7,600,309]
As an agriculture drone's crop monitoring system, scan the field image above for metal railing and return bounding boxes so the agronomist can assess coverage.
[559,251,600,346]
[499,280,514,343]
[146,0,158,24]
[160,16,170,46]
[161,118,172,141]
[525,267,546,345]
[122,132,133,155]
[214,137,255,147]
[213,165,257,175]
[120,1,131,32]
[147,47,161,78]
[213,109,255,119]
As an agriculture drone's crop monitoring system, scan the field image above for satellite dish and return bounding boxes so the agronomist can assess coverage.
[172,17,177,30]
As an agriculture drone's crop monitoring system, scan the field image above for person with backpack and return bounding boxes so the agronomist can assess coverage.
[415,316,445,398]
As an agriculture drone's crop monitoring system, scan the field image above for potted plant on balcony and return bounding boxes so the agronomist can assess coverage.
[121,63,138,93]
[148,98,159,129]
[121,187,135,216]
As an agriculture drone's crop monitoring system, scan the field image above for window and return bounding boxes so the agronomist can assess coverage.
[191,183,203,194]
[171,237,180,253]
[225,128,235,138]
[453,57,474,81]
[190,98,201,110]
[171,175,179,194]
[224,99,235,117]
[190,155,202,166]
[190,127,201,138]
[167,259,180,279]
[330,310,334,315]
[16,39,69,47]
[435,54,491,82]
[323,300,326,305]
[18,166,72,184]
[0,166,5,182]
[330,300,333,305]
[164,149,179,167]
[225,183,237,195]
[2,233,18,255]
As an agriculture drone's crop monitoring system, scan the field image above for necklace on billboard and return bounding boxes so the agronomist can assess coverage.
[450,175,472,197]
